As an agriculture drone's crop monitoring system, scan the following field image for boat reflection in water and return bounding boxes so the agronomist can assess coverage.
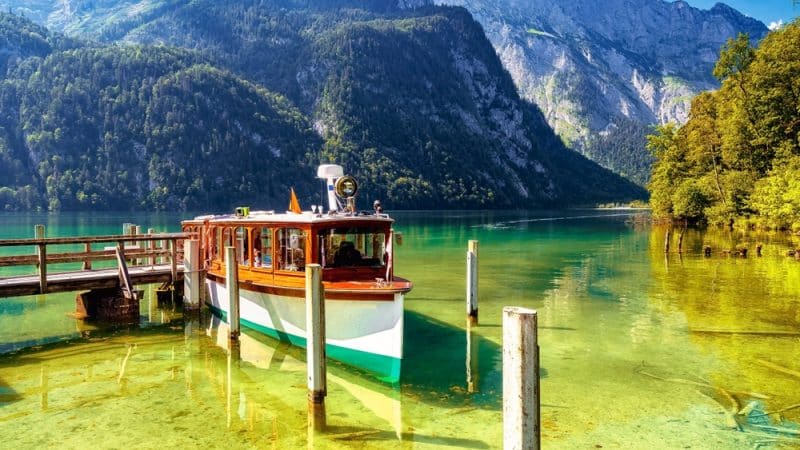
[203,314,404,440]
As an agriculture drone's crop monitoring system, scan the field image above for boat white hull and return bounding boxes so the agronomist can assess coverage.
[204,277,404,382]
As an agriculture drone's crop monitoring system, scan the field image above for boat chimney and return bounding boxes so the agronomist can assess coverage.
[317,164,344,212]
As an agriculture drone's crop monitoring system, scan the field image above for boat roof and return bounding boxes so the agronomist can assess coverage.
[183,210,395,226]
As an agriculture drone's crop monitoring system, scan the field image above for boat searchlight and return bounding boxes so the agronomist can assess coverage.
[317,164,359,213]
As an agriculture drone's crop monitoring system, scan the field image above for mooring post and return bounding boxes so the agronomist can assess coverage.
[225,247,240,341]
[677,229,684,254]
[183,239,200,309]
[306,263,326,431]
[467,240,479,325]
[34,224,47,294]
[503,306,540,450]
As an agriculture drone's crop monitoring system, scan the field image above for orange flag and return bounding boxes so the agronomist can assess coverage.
[289,187,302,214]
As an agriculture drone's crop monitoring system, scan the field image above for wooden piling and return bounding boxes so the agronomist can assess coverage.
[664,229,671,253]
[466,240,479,325]
[503,306,540,450]
[305,264,326,409]
[677,229,684,254]
[183,239,200,309]
[34,225,47,294]
[170,239,178,285]
[225,247,240,341]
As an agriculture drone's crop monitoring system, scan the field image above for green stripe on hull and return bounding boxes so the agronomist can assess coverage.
[208,304,401,383]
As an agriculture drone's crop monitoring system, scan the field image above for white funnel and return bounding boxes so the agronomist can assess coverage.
[317,164,344,212]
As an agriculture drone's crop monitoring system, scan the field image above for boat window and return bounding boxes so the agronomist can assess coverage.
[252,227,272,268]
[219,228,231,258]
[319,227,386,268]
[235,227,248,265]
[206,227,220,260]
[277,228,305,271]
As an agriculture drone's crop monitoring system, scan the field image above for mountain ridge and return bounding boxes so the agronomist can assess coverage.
[0,4,644,211]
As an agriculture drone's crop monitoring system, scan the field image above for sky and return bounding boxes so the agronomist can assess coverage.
[681,0,800,28]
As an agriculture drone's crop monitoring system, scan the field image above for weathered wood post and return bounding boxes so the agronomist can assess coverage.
[35,225,47,294]
[183,239,201,309]
[148,228,157,266]
[306,264,326,431]
[503,306,540,450]
[134,225,142,265]
[82,242,92,270]
[116,241,135,300]
[677,229,684,254]
[466,240,479,325]
[170,238,178,285]
[664,229,671,253]
[225,247,240,341]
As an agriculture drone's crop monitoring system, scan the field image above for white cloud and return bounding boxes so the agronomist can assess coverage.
[768,20,784,30]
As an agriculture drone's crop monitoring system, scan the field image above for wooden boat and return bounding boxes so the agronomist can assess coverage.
[182,165,412,382]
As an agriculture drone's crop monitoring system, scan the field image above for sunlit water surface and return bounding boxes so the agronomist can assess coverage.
[0,210,798,449]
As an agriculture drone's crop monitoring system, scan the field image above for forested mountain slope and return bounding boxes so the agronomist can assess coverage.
[0,2,644,211]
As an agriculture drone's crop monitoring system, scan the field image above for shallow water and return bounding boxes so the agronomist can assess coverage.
[0,210,799,449]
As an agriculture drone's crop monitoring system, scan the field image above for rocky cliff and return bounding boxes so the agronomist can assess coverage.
[433,0,769,184]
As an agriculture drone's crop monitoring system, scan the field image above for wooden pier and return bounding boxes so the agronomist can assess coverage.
[0,230,191,298]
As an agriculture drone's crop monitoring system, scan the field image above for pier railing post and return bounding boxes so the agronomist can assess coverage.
[184,239,200,309]
[82,242,92,270]
[467,240,479,325]
[35,225,46,294]
[305,264,326,430]
[134,225,142,265]
[147,228,156,266]
[503,306,540,450]
[225,247,240,341]
[170,239,178,285]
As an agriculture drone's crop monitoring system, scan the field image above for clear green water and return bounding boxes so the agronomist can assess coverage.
[1,210,799,449]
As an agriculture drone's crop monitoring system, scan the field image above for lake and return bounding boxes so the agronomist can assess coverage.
[0,210,798,448]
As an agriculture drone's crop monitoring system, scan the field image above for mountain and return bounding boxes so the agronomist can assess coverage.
[431,0,769,184]
[0,2,644,211]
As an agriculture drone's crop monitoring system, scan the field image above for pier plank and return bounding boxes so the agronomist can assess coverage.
[0,264,184,297]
